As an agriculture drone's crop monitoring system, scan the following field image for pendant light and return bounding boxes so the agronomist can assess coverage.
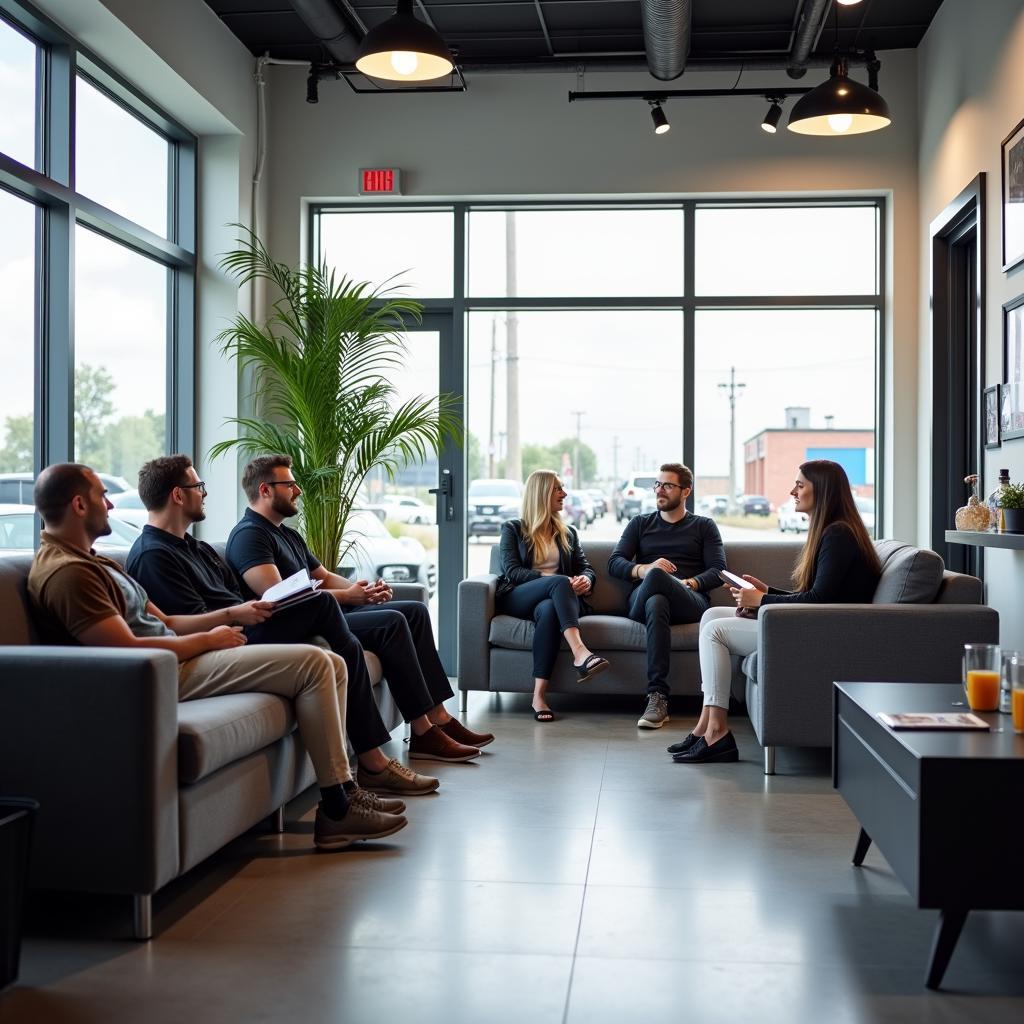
[786,55,890,136]
[355,0,455,83]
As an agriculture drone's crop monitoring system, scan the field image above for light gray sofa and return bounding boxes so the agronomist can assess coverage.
[0,547,421,939]
[458,538,998,772]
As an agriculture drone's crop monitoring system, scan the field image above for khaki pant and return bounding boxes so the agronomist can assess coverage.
[177,643,351,787]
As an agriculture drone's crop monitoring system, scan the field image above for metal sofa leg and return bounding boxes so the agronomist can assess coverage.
[271,806,285,833]
[133,893,153,941]
[763,745,776,775]
[459,689,468,713]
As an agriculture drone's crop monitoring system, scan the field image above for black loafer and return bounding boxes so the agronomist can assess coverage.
[667,733,699,755]
[672,731,739,764]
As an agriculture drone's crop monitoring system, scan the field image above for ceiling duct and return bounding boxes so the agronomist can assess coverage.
[640,0,693,82]
[787,0,831,78]
[289,0,362,64]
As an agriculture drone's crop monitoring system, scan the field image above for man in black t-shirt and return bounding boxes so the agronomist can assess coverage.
[224,455,495,772]
[608,462,726,730]
[126,454,465,799]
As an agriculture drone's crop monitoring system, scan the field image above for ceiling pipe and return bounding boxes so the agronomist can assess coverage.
[640,0,693,81]
[454,53,866,76]
[289,0,362,64]
[786,0,832,78]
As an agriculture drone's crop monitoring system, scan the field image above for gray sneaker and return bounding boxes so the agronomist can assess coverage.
[314,801,407,850]
[637,693,670,729]
[356,757,440,796]
[350,787,406,816]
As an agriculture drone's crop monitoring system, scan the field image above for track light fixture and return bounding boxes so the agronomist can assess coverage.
[761,97,783,134]
[649,101,670,135]
[355,0,455,83]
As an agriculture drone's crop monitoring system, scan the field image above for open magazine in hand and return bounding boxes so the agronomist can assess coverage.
[263,568,323,612]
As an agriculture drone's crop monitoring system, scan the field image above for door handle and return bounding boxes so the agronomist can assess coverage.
[429,468,454,521]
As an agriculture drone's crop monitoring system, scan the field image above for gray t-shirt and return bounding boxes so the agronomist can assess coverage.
[103,566,175,638]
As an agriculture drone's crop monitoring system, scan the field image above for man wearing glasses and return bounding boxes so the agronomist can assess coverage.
[608,463,726,729]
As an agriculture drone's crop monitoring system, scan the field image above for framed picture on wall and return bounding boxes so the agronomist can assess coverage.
[984,384,1001,448]
[1002,117,1024,271]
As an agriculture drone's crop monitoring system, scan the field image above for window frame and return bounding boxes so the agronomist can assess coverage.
[0,0,197,479]
[310,198,886,535]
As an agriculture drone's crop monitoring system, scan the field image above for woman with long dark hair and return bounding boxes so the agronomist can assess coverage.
[496,469,608,721]
[672,459,881,764]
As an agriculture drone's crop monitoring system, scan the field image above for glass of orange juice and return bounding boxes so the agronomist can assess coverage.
[1007,655,1024,734]
[963,643,1000,712]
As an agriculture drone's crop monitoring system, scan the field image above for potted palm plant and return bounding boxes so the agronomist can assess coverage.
[997,481,1024,533]
[211,228,461,571]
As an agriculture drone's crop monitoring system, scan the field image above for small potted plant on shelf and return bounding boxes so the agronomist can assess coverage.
[997,481,1024,533]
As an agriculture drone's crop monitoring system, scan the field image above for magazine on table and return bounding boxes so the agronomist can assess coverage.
[264,569,323,612]
[877,711,990,730]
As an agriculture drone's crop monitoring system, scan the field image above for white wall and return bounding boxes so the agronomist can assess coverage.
[31,0,260,539]
[264,52,921,540]
[918,0,1024,649]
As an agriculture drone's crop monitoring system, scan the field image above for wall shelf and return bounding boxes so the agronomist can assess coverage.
[945,530,1024,550]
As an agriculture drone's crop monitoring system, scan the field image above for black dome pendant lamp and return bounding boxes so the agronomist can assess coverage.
[355,0,455,83]
[787,55,891,136]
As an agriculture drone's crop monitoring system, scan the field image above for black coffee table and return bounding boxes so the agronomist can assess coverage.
[833,682,1024,990]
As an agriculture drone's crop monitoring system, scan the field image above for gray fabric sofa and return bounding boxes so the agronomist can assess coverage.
[0,547,420,939]
[458,538,998,772]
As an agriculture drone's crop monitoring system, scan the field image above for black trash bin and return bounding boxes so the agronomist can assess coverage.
[0,798,38,991]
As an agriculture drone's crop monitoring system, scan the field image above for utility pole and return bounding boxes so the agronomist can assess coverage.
[504,212,521,482]
[570,409,585,487]
[488,315,497,477]
[611,435,620,482]
[718,366,747,512]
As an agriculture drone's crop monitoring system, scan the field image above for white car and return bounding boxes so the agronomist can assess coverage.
[373,494,436,525]
[777,499,809,533]
[0,503,140,554]
[855,496,876,533]
[0,471,133,505]
[108,488,150,528]
[341,509,437,597]
[467,478,522,537]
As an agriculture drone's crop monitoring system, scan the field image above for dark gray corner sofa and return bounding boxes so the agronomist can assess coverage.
[457,538,998,773]
[0,546,421,939]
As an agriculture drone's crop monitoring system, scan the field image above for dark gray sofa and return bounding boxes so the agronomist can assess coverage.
[0,547,420,939]
[457,538,998,772]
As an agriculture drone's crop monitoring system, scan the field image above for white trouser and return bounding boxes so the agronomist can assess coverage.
[697,607,759,709]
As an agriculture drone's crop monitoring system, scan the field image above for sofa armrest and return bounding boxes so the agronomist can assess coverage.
[0,646,181,896]
[389,582,428,604]
[457,574,498,692]
[755,604,999,748]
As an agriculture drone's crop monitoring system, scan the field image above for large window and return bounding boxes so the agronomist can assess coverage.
[0,2,194,529]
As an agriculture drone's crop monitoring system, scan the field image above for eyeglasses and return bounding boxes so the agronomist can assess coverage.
[178,481,207,496]
[653,482,683,493]
[269,480,301,491]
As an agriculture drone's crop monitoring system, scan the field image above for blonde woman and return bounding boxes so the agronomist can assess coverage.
[495,470,608,721]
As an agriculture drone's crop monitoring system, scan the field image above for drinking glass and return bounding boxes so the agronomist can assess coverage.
[1008,655,1024,734]
[963,643,1000,712]
[1001,649,1021,714]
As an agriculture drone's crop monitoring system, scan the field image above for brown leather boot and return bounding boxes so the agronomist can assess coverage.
[438,717,495,748]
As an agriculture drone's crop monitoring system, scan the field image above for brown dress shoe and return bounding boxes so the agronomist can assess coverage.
[408,724,480,763]
[438,717,495,748]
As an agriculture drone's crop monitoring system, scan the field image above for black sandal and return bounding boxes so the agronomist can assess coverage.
[533,708,555,722]
[574,653,609,683]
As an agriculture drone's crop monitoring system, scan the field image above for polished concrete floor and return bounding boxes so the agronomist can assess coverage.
[3,693,1024,1023]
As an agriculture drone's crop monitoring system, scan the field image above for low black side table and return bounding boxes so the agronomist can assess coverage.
[833,682,1024,990]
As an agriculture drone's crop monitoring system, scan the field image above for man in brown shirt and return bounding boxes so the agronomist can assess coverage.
[28,463,406,850]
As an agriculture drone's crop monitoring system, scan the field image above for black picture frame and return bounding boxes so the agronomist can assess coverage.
[1002,116,1024,272]
[1004,293,1024,441]
[984,384,1001,448]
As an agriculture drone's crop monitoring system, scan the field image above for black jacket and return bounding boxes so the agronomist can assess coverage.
[495,519,597,606]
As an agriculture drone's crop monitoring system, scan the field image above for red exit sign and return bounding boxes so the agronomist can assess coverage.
[359,168,402,195]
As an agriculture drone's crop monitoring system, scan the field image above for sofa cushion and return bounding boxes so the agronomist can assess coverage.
[0,554,36,646]
[872,540,944,604]
[489,613,700,652]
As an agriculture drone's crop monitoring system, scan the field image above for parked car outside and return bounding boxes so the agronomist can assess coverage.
[740,494,771,517]
[855,496,876,533]
[560,492,588,529]
[615,473,659,521]
[467,478,522,537]
[342,509,436,597]
[585,489,608,517]
[0,471,132,506]
[0,503,140,555]
[697,494,729,517]
[569,490,595,524]
[108,488,150,528]
[777,499,809,533]
[373,493,436,525]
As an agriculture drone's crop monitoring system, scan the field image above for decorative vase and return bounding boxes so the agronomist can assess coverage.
[955,475,991,531]
[1002,508,1024,533]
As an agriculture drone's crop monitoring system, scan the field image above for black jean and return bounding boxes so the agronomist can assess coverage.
[627,568,709,696]
[344,600,454,716]
[496,575,581,680]
[246,592,392,754]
